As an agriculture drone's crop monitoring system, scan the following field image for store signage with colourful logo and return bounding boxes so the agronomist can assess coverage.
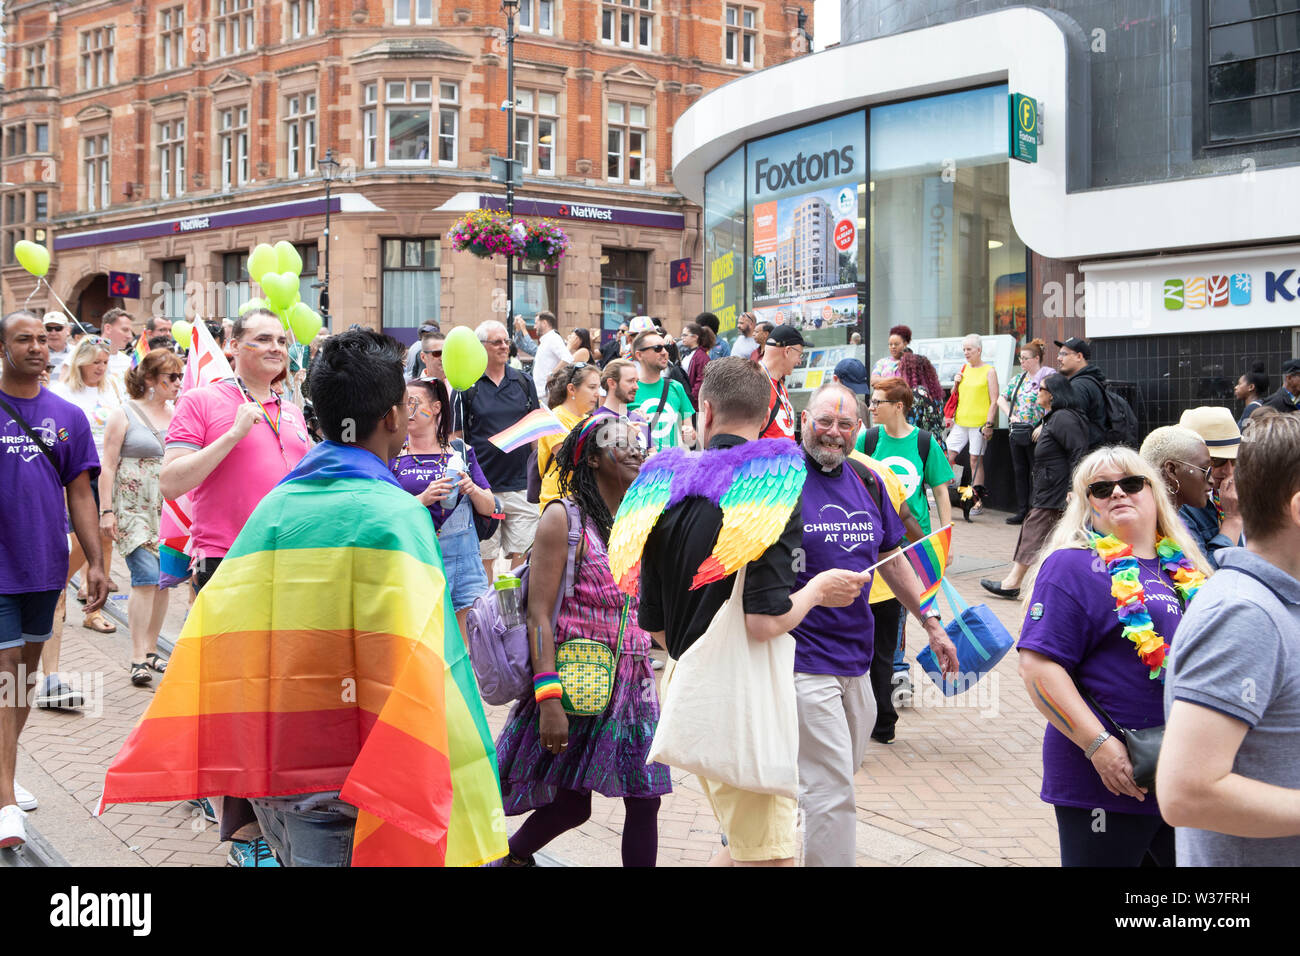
[1162,274,1251,309]
[669,257,692,289]
[108,271,141,299]
[1009,93,1038,164]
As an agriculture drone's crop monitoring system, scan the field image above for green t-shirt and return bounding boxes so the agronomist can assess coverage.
[633,377,695,452]
[854,425,954,534]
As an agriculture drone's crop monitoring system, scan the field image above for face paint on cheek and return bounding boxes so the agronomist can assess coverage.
[416,407,433,422]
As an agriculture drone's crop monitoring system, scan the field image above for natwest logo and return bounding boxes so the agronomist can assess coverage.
[559,203,613,221]
[173,216,211,233]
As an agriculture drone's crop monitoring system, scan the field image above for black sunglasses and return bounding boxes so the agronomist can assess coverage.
[1087,475,1150,499]
[165,373,183,383]
[422,349,443,358]
[638,344,666,353]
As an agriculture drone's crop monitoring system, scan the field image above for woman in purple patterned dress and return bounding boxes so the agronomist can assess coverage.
[494,415,671,866]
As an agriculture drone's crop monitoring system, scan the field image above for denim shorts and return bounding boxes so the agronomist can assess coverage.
[249,796,357,867]
[0,589,62,651]
[124,546,160,588]
[440,524,491,611]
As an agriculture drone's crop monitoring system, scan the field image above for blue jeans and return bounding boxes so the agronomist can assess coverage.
[249,797,357,867]
[439,504,490,611]
[893,612,908,673]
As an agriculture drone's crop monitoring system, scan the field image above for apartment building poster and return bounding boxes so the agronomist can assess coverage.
[748,111,866,331]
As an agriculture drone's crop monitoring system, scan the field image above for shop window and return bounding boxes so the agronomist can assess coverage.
[703,146,746,343]
[1207,2,1300,144]
[80,26,115,90]
[24,44,47,87]
[600,249,648,338]
[286,94,318,178]
[515,258,558,322]
[224,252,250,321]
[296,243,319,309]
[515,90,558,175]
[160,259,187,321]
[393,0,433,25]
[288,0,317,38]
[83,134,111,211]
[518,0,555,34]
[160,7,185,71]
[724,5,756,68]
[216,0,256,58]
[606,101,647,184]
[869,85,1026,367]
[158,119,187,199]
[602,0,652,48]
[381,238,441,336]
[219,106,250,190]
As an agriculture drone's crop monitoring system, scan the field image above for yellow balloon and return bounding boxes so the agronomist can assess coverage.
[248,243,278,283]
[274,240,303,277]
[171,319,192,349]
[443,325,488,390]
[15,240,50,278]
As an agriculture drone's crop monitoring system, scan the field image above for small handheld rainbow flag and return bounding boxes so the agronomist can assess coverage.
[862,525,952,617]
[489,407,566,453]
[129,334,149,369]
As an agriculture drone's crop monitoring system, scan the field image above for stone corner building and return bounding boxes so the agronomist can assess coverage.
[1,0,811,341]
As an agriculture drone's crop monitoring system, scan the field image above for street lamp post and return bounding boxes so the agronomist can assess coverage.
[502,0,519,319]
[316,149,341,330]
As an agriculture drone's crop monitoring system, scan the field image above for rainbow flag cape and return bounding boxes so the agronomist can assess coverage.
[901,525,952,617]
[100,441,507,866]
[489,407,566,453]
[130,334,149,369]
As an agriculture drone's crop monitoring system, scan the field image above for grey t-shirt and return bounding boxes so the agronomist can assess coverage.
[1164,548,1300,866]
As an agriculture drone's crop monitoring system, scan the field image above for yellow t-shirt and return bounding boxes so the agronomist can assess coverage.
[538,404,585,511]
[954,363,994,428]
[847,451,910,604]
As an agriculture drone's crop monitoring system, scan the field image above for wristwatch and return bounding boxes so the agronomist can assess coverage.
[922,609,942,623]
[1084,731,1111,759]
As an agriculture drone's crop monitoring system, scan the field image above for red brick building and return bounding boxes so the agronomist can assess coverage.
[0,0,812,342]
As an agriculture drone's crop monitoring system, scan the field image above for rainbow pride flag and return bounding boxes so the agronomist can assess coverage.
[902,525,952,617]
[129,334,149,369]
[100,441,507,866]
[489,407,566,453]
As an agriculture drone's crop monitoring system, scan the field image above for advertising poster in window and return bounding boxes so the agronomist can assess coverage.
[747,111,866,332]
[704,147,746,339]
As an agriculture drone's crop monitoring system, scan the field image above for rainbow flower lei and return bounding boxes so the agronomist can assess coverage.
[1090,533,1207,680]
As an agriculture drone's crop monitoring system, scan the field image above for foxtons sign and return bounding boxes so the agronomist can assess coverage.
[753,147,856,194]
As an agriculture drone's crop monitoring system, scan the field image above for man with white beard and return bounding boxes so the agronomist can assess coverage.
[791,382,958,866]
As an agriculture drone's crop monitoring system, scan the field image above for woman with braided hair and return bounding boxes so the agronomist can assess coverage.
[493,415,671,866]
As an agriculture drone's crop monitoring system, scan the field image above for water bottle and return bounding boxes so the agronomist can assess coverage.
[495,574,526,629]
[442,448,466,510]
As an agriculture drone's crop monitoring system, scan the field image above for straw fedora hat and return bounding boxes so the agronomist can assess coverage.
[1179,406,1241,459]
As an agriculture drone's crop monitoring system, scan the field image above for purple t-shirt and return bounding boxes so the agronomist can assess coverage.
[792,460,906,676]
[1018,547,1187,815]
[390,442,488,532]
[0,387,99,593]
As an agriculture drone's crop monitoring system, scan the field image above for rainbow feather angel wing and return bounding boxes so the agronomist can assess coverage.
[608,448,684,594]
[691,439,805,589]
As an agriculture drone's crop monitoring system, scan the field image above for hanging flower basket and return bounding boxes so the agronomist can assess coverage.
[450,211,568,269]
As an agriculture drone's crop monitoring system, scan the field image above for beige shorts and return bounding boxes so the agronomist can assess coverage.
[479,489,540,560]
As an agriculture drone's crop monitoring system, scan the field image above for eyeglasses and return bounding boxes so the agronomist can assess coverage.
[422,349,443,358]
[1086,475,1150,499]
[868,398,898,408]
[787,346,804,358]
[638,344,666,353]
[484,338,509,347]
[812,416,857,432]
[1173,460,1212,483]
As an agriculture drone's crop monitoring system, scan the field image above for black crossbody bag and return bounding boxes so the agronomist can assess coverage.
[1071,679,1163,792]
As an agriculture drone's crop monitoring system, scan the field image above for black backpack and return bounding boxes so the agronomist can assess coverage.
[1102,386,1140,449]
[859,425,932,469]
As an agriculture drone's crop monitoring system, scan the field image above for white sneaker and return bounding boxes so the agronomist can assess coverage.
[0,804,26,849]
[13,782,36,812]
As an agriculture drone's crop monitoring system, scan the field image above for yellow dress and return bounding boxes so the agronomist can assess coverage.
[955,364,993,428]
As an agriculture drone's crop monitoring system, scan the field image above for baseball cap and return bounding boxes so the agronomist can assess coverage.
[833,358,871,395]
[1179,406,1241,459]
[768,325,806,349]
[42,313,67,329]
[1283,358,1300,375]
[1054,336,1091,360]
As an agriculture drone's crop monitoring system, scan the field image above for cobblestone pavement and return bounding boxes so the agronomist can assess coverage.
[18,511,1059,866]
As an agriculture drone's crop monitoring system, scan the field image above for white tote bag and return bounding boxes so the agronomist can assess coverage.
[647,567,800,798]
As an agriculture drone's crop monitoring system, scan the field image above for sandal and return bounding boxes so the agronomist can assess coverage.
[130,662,153,687]
[144,653,168,674]
[82,611,117,634]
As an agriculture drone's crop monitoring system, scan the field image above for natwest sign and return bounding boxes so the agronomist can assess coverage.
[557,203,613,221]
[479,195,684,231]
[173,216,211,233]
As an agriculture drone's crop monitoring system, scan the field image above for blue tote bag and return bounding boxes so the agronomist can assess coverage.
[915,578,1015,696]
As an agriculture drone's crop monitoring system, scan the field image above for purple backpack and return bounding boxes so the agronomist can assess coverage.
[464,500,581,705]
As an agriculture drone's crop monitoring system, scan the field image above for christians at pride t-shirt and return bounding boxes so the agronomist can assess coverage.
[167,381,311,560]
[391,443,489,532]
[1018,546,1187,816]
[0,387,99,593]
[791,457,906,676]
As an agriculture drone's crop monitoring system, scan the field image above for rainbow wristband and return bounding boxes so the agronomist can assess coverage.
[534,671,563,703]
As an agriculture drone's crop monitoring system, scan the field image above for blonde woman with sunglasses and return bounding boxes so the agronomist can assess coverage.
[1017,446,1211,866]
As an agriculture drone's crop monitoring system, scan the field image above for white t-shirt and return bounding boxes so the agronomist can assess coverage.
[107,350,131,383]
[532,329,573,398]
[732,335,759,360]
[51,379,122,455]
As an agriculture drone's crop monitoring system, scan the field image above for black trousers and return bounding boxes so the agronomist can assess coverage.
[869,598,904,736]
[1054,805,1176,867]
[1009,435,1034,517]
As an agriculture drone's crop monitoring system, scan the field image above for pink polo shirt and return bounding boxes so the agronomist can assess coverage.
[166,380,311,560]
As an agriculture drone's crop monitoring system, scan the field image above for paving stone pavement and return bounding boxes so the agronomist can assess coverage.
[20,510,1059,866]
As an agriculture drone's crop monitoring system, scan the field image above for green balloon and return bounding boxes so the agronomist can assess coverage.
[15,240,50,278]
[248,243,277,283]
[274,240,303,277]
[288,304,323,345]
[443,325,488,391]
[238,297,269,316]
[171,319,192,349]
[260,271,299,311]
